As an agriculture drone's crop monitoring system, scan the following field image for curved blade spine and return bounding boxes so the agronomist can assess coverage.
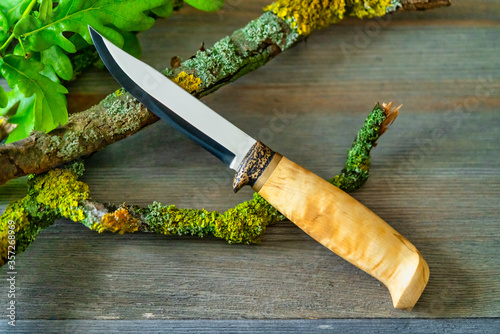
[89,27,256,170]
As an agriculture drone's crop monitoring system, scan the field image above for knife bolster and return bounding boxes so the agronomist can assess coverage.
[232,141,281,192]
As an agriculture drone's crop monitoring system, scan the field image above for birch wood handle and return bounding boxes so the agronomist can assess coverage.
[253,155,429,310]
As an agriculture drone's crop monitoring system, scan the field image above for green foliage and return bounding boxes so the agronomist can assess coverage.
[184,0,224,11]
[0,86,7,108]
[41,45,74,81]
[14,0,166,52]
[146,193,285,244]
[0,0,197,143]
[0,55,69,142]
[0,1,31,26]
[151,1,174,17]
[0,165,88,266]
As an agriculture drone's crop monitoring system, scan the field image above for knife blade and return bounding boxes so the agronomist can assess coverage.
[89,26,429,310]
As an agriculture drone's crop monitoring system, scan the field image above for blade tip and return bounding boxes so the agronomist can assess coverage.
[88,26,99,42]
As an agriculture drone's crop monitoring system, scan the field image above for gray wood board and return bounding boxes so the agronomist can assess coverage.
[1,319,500,334]
[1,0,499,325]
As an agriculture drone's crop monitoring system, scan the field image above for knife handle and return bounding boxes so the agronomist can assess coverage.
[233,142,429,310]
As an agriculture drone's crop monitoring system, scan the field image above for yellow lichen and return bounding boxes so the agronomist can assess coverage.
[0,201,30,266]
[264,0,346,35]
[98,207,139,234]
[346,0,392,18]
[172,71,202,93]
[32,169,90,222]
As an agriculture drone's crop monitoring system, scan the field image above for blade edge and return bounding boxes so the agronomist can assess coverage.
[89,27,255,169]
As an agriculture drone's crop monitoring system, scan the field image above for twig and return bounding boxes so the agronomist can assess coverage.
[0,103,398,267]
[0,0,450,185]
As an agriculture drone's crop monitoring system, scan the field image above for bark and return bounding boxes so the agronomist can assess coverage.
[400,0,451,11]
[0,102,398,267]
[0,0,450,186]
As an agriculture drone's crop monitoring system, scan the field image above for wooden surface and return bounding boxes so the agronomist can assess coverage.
[258,156,429,310]
[1,0,499,332]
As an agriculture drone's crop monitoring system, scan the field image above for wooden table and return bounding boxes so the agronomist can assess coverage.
[1,1,499,332]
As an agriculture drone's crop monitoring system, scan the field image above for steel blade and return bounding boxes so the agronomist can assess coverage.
[89,27,256,170]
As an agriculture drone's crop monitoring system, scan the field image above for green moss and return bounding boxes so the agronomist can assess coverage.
[0,184,61,266]
[198,50,272,98]
[178,12,299,91]
[70,47,101,81]
[146,203,215,237]
[329,103,386,192]
[100,91,120,109]
[213,193,285,244]
[241,12,287,49]
[182,36,243,89]
[66,160,86,178]
[161,67,174,77]
[105,95,132,116]
[101,93,144,134]
[146,193,284,244]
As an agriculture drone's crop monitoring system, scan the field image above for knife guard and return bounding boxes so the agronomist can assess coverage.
[233,141,429,310]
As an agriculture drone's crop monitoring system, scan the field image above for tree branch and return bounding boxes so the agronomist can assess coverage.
[0,102,399,267]
[0,0,450,186]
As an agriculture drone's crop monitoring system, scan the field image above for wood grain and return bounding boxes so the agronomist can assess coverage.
[257,156,429,309]
[0,0,499,330]
[1,319,499,334]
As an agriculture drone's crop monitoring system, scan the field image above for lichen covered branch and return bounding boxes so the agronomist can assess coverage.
[0,0,450,186]
[0,102,399,267]
[330,102,399,192]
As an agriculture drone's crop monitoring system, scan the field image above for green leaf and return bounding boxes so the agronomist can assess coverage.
[0,55,68,143]
[14,0,170,53]
[0,86,7,108]
[0,0,31,25]
[184,0,224,12]
[0,86,23,117]
[151,1,173,17]
[0,10,9,45]
[41,45,74,81]
[4,91,35,143]
[38,0,53,22]
[120,31,142,59]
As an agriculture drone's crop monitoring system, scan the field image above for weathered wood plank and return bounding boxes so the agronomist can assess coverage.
[1,0,499,323]
[1,217,498,319]
[2,319,500,334]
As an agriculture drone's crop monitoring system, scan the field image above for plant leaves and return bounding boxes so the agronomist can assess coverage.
[151,1,174,17]
[38,0,53,22]
[121,31,142,59]
[14,0,170,53]
[0,0,31,25]
[0,55,68,142]
[0,86,7,108]
[184,0,224,12]
[41,45,74,81]
[3,90,35,142]
[0,10,10,45]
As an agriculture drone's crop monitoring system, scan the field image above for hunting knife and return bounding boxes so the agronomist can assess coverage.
[89,27,429,310]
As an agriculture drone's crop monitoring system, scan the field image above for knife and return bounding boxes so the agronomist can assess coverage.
[89,27,429,310]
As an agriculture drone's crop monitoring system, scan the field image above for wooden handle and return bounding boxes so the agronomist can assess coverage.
[252,155,429,310]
